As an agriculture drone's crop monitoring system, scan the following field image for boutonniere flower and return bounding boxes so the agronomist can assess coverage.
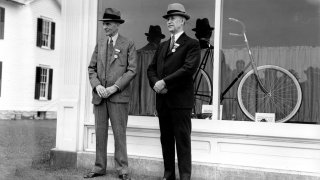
[172,43,180,53]
[114,49,121,59]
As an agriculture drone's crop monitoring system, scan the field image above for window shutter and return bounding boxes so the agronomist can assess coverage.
[34,66,41,99]
[36,18,43,47]
[0,61,2,97]
[48,68,53,100]
[50,22,55,50]
[0,7,4,39]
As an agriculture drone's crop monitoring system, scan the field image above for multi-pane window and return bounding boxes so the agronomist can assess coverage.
[0,7,5,39]
[41,20,51,47]
[36,18,55,49]
[39,68,49,99]
[35,66,53,100]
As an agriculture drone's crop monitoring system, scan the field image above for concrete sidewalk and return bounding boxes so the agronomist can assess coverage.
[0,119,160,180]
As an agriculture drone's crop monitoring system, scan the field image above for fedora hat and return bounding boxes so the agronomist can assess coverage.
[145,25,165,39]
[163,3,190,20]
[192,18,214,32]
[99,8,125,24]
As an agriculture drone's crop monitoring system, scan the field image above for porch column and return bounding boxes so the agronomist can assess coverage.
[55,0,97,153]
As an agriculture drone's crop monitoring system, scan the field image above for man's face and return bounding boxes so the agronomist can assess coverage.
[166,15,185,34]
[103,21,119,37]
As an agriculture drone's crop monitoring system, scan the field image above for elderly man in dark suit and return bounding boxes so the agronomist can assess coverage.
[147,3,201,180]
[86,7,137,180]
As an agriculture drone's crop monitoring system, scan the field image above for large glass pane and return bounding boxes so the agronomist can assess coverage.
[221,0,320,124]
[98,0,215,117]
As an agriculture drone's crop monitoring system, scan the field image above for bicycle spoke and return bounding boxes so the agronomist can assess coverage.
[238,66,302,122]
[268,96,288,118]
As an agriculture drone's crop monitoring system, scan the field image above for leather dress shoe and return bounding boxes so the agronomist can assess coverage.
[119,174,131,180]
[83,172,105,178]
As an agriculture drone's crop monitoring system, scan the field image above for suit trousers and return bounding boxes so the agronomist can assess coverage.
[93,99,129,175]
[157,104,192,180]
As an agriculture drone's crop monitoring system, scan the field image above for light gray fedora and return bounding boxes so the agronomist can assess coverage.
[163,3,190,20]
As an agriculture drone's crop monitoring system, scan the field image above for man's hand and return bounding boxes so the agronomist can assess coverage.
[105,85,118,98]
[158,88,168,94]
[153,80,166,93]
[96,85,108,98]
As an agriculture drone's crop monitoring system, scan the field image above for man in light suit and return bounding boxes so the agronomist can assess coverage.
[85,7,136,180]
[147,3,201,180]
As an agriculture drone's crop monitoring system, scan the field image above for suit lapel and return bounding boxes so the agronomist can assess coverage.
[110,34,125,64]
[166,33,188,57]
[161,39,171,59]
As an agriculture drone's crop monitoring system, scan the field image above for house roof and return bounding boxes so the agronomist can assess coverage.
[6,0,27,5]
[6,0,61,7]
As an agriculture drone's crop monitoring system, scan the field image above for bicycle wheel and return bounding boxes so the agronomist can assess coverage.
[193,69,212,118]
[238,65,302,122]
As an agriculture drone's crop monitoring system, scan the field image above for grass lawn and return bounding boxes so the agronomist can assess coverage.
[0,119,160,180]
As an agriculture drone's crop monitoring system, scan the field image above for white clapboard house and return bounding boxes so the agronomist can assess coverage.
[0,0,61,119]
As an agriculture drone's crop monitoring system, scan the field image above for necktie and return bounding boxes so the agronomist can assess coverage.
[108,38,113,59]
[106,37,113,72]
[170,35,175,50]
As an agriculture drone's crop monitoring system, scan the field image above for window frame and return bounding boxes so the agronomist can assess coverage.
[39,67,49,100]
[35,66,53,101]
[41,20,52,49]
[36,17,55,50]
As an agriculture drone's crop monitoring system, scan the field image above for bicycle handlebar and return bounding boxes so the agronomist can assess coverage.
[228,17,240,23]
[229,32,242,37]
[228,17,246,33]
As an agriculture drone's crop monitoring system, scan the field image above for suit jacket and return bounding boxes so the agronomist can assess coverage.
[88,34,137,104]
[147,33,201,109]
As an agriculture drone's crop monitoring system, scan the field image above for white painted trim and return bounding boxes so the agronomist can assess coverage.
[124,116,320,140]
[84,114,320,141]
[77,0,98,152]
[212,0,223,120]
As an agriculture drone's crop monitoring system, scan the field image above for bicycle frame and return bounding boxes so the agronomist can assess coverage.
[220,17,269,102]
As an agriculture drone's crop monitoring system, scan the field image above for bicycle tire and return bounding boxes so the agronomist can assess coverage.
[237,65,302,123]
[193,69,213,118]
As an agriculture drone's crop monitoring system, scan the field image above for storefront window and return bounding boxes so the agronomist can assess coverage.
[220,0,320,124]
[98,0,215,117]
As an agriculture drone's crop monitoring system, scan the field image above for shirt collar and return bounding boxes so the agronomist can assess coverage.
[171,31,184,42]
[108,33,119,46]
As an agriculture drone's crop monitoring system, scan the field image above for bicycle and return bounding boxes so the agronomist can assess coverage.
[192,42,213,119]
[193,17,302,123]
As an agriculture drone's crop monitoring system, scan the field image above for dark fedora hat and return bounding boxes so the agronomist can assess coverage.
[99,8,125,24]
[192,18,214,32]
[145,25,165,39]
[163,3,190,20]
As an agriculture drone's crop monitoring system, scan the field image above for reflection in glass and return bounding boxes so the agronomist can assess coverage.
[129,25,166,116]
[221,0,320,124]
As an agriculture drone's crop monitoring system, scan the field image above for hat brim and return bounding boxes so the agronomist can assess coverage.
[98,19,125,24]
[145,33,166,39]
[192,27,214,32]
[163,13,190,20]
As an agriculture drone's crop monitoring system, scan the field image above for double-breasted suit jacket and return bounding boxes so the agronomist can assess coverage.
[88,34,137,104]
[147,33,201,109]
